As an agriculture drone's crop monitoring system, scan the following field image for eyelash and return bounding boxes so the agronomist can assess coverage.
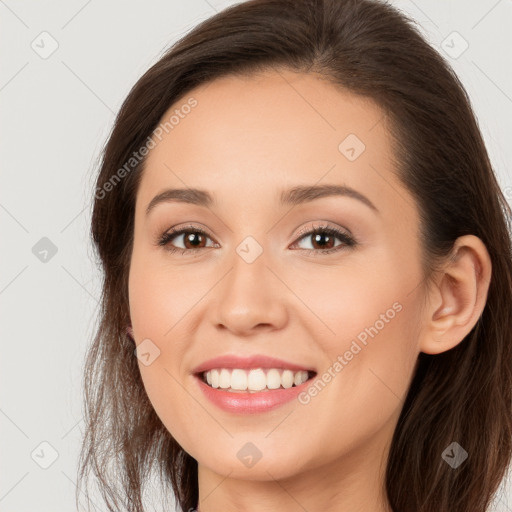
[156,223,357,256]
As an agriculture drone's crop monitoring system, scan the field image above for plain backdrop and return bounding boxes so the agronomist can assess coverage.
[1,0,511,510]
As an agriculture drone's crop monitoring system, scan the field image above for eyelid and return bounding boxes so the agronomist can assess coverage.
[293,221,353,240]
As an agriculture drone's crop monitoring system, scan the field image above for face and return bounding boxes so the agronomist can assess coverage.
[128,69,426,483]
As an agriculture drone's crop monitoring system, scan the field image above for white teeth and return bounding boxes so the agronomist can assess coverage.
[211,369,219,388]
[266,369,281,389]
[219,369,231,389]
[203,368,310,392]
[281,369,294,388]
[231,369,248,390]
[247,369,267,391]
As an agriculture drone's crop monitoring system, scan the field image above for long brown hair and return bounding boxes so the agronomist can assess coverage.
[77,0,512,510]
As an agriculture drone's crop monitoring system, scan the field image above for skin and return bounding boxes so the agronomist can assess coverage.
[128,69,492,512]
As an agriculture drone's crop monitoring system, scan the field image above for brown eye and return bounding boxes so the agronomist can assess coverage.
[158,226,218,254]
[180,231,208,249]
[291,225,356,255]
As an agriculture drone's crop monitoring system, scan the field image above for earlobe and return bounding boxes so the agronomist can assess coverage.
[126,324,134,340]
[420,235,492,355]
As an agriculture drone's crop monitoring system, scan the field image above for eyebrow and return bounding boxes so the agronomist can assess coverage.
[280,184,378,213]
[145,184,379,215]
[146,188,213,215]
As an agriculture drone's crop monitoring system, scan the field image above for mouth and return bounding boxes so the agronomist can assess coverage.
[191,354,318,413]
[195,368,318,393]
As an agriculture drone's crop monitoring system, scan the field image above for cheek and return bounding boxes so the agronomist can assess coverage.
[128,253,202,447]
[128,247,202,339]
[127,246,220,408]
[322,282,417,368]
[288,254,413,354]
[137,360,199,451]
[321,243,422,357]
[289,282,421,470]
[295,249,422,412]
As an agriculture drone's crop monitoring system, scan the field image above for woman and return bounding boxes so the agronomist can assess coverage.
[77,0,512,511]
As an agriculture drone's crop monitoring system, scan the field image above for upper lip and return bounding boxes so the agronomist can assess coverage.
[191,354,316,375]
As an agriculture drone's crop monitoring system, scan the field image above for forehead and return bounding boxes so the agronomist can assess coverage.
[136,69,409,219]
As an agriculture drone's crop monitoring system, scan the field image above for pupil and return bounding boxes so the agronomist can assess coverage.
[187,233,202,247]
[314,233,332,249]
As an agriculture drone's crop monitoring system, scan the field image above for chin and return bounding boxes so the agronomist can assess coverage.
[196,444,314,482]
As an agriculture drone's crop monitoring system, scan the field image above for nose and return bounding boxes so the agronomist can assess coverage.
[210,248,289,336]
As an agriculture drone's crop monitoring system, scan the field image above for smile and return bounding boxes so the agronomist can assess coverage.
[192,354,317,413]
[200,368,315,392]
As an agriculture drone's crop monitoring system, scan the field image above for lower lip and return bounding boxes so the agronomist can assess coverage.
[194,374,313,414]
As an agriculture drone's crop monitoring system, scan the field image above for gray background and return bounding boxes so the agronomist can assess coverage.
[1,0,511,510]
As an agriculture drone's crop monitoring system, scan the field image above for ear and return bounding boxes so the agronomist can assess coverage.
[419,235,492,355]
[126,324,134,340]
